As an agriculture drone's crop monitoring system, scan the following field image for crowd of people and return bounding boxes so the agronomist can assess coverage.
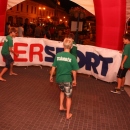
[4,21,95,44]
[5,22,72,41]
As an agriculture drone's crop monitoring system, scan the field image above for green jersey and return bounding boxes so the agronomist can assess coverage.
[52,52,79,83]
[70,41,77,58]
[1,35,13,55]
[122,44,130,68]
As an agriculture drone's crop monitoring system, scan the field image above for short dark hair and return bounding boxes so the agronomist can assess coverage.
[123,33,130,41]
[9,27,17,34]
[68,33,75,40]
[20,23,23,26]
[37,23,40,26]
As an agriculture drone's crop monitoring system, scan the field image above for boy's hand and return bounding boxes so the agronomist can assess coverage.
[72,80,76,86]
[15,53,19,57]
[119,51,122,53]
[50,76,53,82]
[120,63,124,69]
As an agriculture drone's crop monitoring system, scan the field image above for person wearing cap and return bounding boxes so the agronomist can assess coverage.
[0,27,19,81]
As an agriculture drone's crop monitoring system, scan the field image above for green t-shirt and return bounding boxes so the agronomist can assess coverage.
[1,35,13,55]
[70,41,77,58]
[122,44,130,68]
[52,52,79,83]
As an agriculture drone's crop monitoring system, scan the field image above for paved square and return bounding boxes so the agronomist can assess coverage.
[0,66,130,130]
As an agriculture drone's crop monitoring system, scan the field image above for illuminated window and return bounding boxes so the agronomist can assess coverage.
[21,4,23,12]
[35,7,36,14]
[17,4,19,11]
[31,6,33,13]
[46,11,48,15]
[27,5,28,12]
[40,10,41,15]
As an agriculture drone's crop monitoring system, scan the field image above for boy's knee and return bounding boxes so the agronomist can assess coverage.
[5,64,10,69]
[66,94,72,98]
[117,75,123,79]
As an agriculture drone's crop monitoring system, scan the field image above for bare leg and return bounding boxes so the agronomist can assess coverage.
[0,67,8,81]
[9,62,17,75]
[121,77,125,87]
[117,78,122,89]
[59,91,66,110]
[66,97,72,119]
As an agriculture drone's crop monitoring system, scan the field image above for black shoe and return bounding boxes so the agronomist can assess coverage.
[111,89,121,94]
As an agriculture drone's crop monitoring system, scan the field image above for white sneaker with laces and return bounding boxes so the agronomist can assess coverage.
[111,89,121,94]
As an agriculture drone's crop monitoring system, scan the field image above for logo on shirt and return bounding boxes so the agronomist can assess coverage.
[5,38,8,42]
[57,56,72,62]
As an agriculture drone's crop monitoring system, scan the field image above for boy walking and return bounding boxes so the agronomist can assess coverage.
[50,38,79,119]
[0,27,19,81]
[111,34,130,94]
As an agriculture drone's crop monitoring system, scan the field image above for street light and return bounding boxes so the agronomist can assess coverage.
[38,6,46,22]
[39,7,46,10]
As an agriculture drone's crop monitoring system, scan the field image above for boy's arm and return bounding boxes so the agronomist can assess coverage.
[9,47,19,56]
[121,55,128,69]
[50,66,56,82]
[72,70,77,86]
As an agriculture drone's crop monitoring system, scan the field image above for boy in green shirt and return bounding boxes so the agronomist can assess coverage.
[0,27,19,81]
[111,34,130,94]
[50,38,79,119]
[68,33,77,58]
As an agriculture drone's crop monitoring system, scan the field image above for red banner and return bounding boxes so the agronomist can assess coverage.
[0,0,7,36]
[94,0,126,50]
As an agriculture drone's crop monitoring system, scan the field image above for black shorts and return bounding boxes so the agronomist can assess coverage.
[58,82,72,98]
[117,68,129,78]
[2,54,14,69]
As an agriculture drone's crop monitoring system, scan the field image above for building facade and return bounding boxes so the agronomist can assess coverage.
[6,0,68,26]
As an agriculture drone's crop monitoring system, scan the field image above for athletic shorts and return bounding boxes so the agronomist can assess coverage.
[58,82,72,98]
[117,68,129,78]
[2,54,14,69]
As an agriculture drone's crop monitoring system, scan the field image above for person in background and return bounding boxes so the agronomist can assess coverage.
[58,29,63,41]
[45,26,51,39]
[0,27,19,81]
[68,33,77,58]
[50,38,79,119]
[5,22,11,36]
[34,23,42,38]
[50,27,54,40]
[111,33,130,94]
[18,23,24,37]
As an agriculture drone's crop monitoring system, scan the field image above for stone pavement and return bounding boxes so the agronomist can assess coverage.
[0,66,130,130]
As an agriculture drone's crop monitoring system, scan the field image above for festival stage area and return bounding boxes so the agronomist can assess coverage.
[0,66,130,130]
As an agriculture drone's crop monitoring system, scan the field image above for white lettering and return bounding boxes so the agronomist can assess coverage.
[57,56,72,62]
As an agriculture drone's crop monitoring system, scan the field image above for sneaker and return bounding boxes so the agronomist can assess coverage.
[111,89,121,94]
[120,87,124,91]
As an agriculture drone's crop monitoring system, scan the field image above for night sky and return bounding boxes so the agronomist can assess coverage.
[33,0,79,13]
[59,0,79,12]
